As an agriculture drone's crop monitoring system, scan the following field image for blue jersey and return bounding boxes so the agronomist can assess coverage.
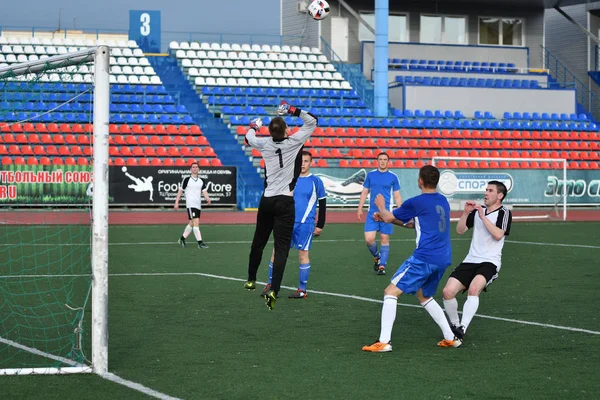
[294,174,326,224]
[363,170,401,217]
[392,193,452,267]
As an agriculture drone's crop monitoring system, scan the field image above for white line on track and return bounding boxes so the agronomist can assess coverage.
[1,237,599,248]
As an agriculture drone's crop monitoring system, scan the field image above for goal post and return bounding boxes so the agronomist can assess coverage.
[431,156,568,221]
[0,46,109,375]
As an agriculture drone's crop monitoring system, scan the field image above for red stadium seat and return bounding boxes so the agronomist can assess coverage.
[151,158,163,166]
[199,159,210,167]
[119,125,131,134]
[138,158,151,166]
[132,147,144,157]
[144,125,156,134]
[175,158,187,166]
[65,157,76,165]
[211,158,223,167]
[77,158,89,166]
[174,136,186,146]
[178,126,190,135]
[114,157,126,166]
[163,158,175,167]
[126,158,138,166]
[190,125,202,135]
[155,125,167,135]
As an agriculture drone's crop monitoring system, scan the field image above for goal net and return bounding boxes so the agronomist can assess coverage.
[431,156,568,221]
[0,47,109,375]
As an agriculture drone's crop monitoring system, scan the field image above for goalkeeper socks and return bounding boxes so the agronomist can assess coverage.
[193,226,202,241]
[461,296,480,332]
[443,298,461,327]
[422,298,454,341]
[268,261,273,284]
[379,244,390,267]
[367,242,379,258]
[378,295,397,344]
[182,224,193,239]
[298,263,310,291]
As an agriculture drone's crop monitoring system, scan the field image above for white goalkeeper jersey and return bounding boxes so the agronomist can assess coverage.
[245,111,318,197]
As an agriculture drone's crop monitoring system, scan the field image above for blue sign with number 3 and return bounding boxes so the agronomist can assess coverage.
[129,10,161,53]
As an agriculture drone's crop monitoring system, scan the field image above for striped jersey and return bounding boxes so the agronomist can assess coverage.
[181,175,208,209]
[245,111,318,197]
[294,174,326,224]
[463,205,512,269]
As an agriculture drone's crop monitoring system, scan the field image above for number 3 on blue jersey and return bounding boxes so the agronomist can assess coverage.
[436,205,447,233]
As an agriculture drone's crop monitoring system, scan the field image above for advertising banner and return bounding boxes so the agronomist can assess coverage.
[109,166,237,206]
[0,165,237,206]
[0,165,92,205]
[310,168,600,206]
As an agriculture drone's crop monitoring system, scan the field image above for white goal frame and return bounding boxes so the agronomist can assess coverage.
[431,156,568,221]
[0,47,109,376]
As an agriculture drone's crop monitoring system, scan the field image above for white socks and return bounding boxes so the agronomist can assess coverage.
[443,298,460,326]
[378,295,397,344]
[193,226,202,241]
[182,224,193,238]
[461,296,480,332]
[422,298,454,341]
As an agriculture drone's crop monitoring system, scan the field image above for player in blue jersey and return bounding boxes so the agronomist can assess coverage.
[357,152,402,275]
[362,165,462,352]
[263,151,327,299]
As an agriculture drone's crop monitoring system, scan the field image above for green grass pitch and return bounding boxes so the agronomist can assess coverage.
[2,221,600,399]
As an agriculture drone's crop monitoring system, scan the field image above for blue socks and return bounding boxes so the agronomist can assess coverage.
[268,261,273,284]
[299,263,310,291]
[379,244,390,267]
[367,242,379,258]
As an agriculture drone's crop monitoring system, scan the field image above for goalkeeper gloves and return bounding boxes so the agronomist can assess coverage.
[277,100,297,116]
[249,117,262,131]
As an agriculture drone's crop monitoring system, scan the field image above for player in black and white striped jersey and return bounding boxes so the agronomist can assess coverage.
[442,181,513,340]
[243,101,318,310]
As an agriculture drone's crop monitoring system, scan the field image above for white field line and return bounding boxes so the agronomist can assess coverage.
[3,271,596,336]
[0,338,182,399]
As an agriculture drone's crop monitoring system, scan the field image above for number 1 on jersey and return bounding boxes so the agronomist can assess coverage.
[275,149,283,168]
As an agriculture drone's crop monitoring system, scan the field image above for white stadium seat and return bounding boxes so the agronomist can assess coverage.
[170,41,180,50]
[231,43,242,51]
[190,42,200,50]
[140,75,150,84]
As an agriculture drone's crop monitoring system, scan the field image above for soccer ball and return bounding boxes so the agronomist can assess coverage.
[308,0,330,20]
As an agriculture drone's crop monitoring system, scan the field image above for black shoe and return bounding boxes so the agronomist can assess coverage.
[178,237,186,248]
[450,324,465,341]
[197,241,209,249]
[264,289,278,310]
[373,256,380,272]
[376,266,386,275]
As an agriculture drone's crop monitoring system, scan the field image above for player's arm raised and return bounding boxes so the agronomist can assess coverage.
[475,204,506,240]
[456,201,476,234]
[244,118,267,150]
[278,101,318,143]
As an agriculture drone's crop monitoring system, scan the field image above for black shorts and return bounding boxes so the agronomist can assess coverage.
[449,262,499,291]
[187,208,201,220]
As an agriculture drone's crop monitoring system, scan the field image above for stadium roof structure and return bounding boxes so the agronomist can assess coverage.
[417,0,596,8]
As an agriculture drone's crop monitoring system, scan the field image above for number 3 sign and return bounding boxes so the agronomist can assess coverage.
[129,10,161,53]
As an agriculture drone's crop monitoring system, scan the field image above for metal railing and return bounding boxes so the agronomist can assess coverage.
[320,37,374,111]
[542,45,600,120]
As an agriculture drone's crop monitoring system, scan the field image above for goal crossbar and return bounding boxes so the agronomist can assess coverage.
[431,156,568,221]
[0,46,109,376]
[0,47,98,78]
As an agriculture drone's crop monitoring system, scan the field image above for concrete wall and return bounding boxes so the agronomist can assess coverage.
[321,0,544,68]
[402,86,576,117]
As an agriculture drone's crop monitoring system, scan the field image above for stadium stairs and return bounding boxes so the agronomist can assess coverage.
[149,56,264,207]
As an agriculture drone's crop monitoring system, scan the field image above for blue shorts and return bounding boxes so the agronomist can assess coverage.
[390,255,448,298]
[364,214,394,235]
[291,222,314,251]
